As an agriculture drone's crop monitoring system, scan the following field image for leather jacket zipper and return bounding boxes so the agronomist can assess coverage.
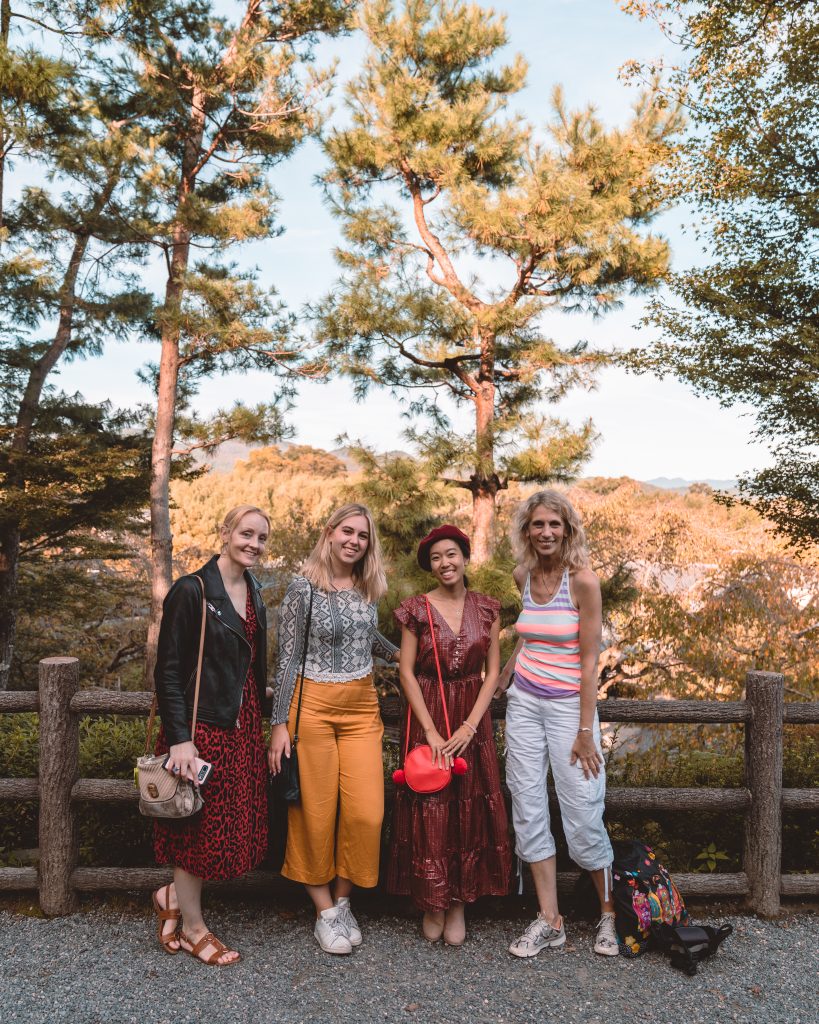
[209,604,252,727]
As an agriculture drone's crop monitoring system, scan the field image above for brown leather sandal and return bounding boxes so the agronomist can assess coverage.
[179,930,241,966]
[151,884,181,954]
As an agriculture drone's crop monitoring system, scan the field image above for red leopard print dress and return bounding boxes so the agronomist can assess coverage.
[153,589,268,880]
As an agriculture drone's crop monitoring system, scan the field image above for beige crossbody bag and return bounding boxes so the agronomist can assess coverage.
[136,575,206,818]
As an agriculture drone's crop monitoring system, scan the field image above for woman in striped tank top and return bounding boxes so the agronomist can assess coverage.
[497,490,618,959]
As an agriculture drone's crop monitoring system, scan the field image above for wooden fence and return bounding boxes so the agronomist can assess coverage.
[1,658,817,917]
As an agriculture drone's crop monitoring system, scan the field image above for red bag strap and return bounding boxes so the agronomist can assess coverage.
[401,596,452,764]
[425,596,452,738]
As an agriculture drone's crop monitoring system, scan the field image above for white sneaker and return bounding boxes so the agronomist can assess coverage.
[314,907,353,955]
[334,896,362,946]
[508,913,566,958]
[594,912,619,956]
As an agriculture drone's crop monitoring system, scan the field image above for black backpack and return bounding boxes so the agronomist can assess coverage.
[611,840,689,956]
[668,924,734,976]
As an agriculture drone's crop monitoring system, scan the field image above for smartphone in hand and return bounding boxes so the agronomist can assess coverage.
[193,758,214,787]
[162,754,213,787]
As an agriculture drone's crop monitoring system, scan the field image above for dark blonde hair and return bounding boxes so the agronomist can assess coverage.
[511,489,589,571]
[302,503,388,602]
[220,505,271,548]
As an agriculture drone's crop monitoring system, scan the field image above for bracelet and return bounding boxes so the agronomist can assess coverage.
[462,721,477,735]
[577,726,593,734]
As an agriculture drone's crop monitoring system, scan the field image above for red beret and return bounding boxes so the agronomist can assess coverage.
[417,525,471,571]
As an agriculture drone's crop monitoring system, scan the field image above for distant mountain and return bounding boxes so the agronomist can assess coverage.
[193,440,413,474]
[329,445,412,471]
[193,439,260,473]
[195,442,739,493]
[644,477,738,492]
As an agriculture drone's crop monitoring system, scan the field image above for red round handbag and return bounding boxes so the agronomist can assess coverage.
[393,596,468,794]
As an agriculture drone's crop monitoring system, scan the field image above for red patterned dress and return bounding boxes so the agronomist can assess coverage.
[153,589,268,880]
[387,590,513,911]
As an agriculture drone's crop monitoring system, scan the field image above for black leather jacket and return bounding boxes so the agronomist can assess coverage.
[154,556,267,746]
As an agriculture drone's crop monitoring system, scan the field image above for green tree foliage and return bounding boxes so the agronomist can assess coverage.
[66,0,358,680]
[337,441,456,637]
[577,478,819,700]
[12,555,148,690]
[317,0,680,563]
[170,443,349,574]
[0,3,156,688]
[622,0,819,546]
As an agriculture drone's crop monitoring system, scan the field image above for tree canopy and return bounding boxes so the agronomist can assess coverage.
[0,1,156,686]
[622,0,819,547]
[317,0,681,561]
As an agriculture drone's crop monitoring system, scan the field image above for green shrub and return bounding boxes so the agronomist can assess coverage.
[0,714,39,776]
[77,717,153,866]
[78,717,146,778]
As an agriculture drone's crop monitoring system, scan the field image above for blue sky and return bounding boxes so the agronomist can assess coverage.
[44,0,771,481]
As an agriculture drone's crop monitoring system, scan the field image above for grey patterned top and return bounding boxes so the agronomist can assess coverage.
[271,575,398,724]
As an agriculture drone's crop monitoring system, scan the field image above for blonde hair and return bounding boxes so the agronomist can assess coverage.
[302,503,388,603]
[511,489,589,572]
[220,505,271,547]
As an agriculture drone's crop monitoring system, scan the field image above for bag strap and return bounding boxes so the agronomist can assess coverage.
[708,924,733,950]
[401,596,453,765]
[291,581,314,745]
[145,574,207,754]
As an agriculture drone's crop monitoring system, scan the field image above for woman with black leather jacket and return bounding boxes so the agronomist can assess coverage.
[150,504,270,967]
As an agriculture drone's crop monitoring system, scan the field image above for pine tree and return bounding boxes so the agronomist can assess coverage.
[317,0,679,562]
[0,3,155,688]
[83,0,356,680]
[622,0,819,546]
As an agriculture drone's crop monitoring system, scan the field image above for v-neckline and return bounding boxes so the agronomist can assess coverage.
[426,591,468,638]
[230,584,250,623]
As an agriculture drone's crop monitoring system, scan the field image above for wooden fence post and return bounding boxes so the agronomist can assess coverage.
[743,670,784,917]
[38,657,80,915]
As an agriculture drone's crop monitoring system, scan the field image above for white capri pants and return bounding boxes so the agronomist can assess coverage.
[505,685,613,870]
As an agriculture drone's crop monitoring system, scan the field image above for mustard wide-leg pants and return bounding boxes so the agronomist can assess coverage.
[281,675,385,888]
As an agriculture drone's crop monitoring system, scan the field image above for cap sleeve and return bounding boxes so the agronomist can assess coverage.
[475,592,501,629]
[394,596,422,636]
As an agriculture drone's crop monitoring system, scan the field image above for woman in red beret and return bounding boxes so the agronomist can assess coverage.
[386,525,512,944]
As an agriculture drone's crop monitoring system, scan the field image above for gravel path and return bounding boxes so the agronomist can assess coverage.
[2,899,816,1024]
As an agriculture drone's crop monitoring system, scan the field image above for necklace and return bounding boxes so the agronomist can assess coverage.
[538,566,562,601]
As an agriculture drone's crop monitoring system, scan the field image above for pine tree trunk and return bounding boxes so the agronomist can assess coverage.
[0,227,94,689]
[0,521,19,690]
[471,488,495,564]
[0,0,11,232]
[144,83,206,687]
[471,375,498,564]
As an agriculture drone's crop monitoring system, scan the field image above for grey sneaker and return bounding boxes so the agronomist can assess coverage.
[508,913,566,958]
[314,907,353,955]
[594,912,619,956]
[334,896,362,946]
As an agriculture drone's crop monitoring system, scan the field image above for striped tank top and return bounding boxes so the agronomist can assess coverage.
[513,569,581,699]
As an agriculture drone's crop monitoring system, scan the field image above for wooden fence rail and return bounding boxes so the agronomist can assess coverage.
[0,659,817,917]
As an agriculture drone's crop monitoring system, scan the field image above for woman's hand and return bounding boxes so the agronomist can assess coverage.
[570,730,603,780]
[165,741,199,784]
[424,726,451,769]
[493,673,511,700]
[267,723,291,775]
[442,724,475,758]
